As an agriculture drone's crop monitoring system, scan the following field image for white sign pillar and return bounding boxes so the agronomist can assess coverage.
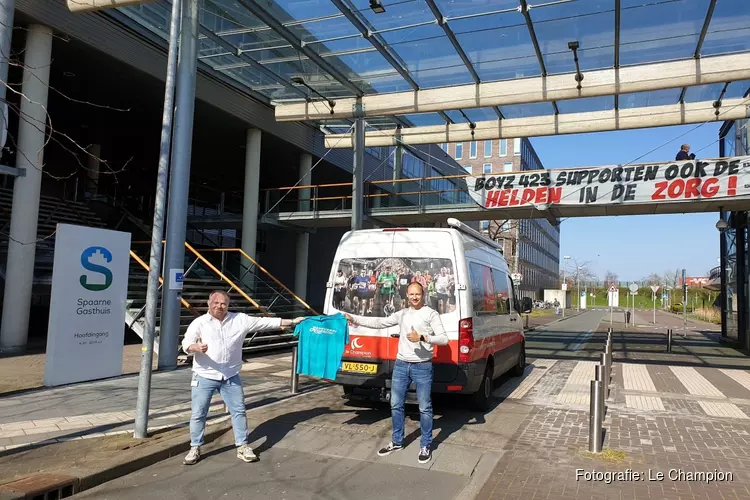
[44,224,131,387]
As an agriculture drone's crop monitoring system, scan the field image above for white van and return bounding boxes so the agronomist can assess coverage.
[323,218,533,410]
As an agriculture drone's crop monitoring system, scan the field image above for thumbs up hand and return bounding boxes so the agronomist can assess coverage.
[406,327,421,342]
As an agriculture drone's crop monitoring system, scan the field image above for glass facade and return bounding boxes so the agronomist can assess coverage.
[719,118,749,347]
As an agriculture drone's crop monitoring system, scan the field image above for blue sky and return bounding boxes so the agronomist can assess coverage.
[530,124,724,282]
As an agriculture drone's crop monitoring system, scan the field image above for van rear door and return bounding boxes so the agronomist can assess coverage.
[330,230,399,381]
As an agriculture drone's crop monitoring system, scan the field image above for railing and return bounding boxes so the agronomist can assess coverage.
[709,266,722,281]
[202,247,318,315]
[129,241,315,317]
[260,174,472,214]
[127,250,194,329]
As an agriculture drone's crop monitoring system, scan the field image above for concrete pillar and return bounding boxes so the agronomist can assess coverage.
[0,25,53,352]
[295,153,311,300]
[241,128,261,288]
[352,101,364,230]
[85,144,101,198]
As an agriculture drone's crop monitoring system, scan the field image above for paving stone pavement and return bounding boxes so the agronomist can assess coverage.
[0,352,323,451]
[475,406,750,500]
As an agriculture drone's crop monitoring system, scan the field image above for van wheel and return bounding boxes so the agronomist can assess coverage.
[470,364,493,411]
[511,345,526,377]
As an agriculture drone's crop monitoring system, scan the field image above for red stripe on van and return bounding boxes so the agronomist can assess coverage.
[343,331,523,363]
[344,336,458,363]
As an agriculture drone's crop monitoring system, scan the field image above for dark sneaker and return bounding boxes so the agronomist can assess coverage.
[183,446,201,465]
[377,442,403,456]
[418,446,431,464]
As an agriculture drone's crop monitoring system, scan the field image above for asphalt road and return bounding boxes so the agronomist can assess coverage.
[525,310,607,360]
[74,444,468,500]
[73,312,606,500]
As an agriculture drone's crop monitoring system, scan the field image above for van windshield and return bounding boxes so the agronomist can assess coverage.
[332,257,455,318]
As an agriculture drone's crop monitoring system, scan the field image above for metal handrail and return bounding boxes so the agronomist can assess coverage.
[183,242,265,312]
[204,247,317,314]
[259,173,471,192]
[228,259,291,308]
[129,250,192,310]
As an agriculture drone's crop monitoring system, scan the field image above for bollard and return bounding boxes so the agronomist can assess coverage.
[601,352,610,398]
[525,314,529,329]
[666,328,672,353]
[589,380,603,453]
[290,344,299,394]
[595,364,606,423]
[605,340,613,381]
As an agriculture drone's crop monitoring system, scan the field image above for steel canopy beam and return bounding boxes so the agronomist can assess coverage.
[679,0,718,103]
[614,0,621,110]
[424,0,479,85]
[276,52,750,121]
[324,97,750,148]
[200,28,307,98]
[329,0,418,90]
[519,0,558,115]
[235,0,362,96]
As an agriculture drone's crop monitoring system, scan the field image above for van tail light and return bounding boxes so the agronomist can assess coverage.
[458,318,474,363]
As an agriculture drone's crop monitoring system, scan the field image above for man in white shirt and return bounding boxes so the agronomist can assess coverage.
[182,290,305,465]
[344,282,448,464]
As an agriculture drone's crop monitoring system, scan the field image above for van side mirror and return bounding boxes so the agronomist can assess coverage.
[521,297,533,314]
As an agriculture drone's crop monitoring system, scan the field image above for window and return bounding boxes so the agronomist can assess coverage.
[464,165,472,174]
[500,139,507,156]
[366,147,382,159]
[481,220,489,231]
[470,141,477,158]
[441,143,448,153]
[491,269,511,314]
[504,162,513,172]
[469,262,496,313]
[455,143,463,159]
[332,257,455,317]
[513,138,521,156]
[484,140,492,158]
[483,163,492,174]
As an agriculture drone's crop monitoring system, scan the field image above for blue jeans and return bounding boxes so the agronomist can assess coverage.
[190,374,248,447]
[390,359,433,449]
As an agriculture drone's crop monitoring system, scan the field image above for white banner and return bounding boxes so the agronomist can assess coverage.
[44,224,131,387]
[466,156,750,209]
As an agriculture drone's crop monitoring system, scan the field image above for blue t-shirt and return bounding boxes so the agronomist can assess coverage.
[293,314,349,380]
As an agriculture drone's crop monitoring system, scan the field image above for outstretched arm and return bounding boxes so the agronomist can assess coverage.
[242,315,304,332]
[344,311,401,330]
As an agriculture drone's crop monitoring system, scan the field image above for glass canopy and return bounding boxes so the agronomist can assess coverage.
[118,0,750,131]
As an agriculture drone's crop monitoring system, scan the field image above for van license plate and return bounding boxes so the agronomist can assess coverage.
[342,362,377,374]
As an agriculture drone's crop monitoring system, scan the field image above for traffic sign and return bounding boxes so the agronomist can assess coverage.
[511,273,523,284]
[628,283,639,293]
[562,283,568,291]
[650,285,660,293]
[608,285,618,293]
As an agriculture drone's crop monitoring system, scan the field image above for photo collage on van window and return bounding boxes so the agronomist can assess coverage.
[332,258,455,317]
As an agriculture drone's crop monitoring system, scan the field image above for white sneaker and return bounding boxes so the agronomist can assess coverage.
[237,444,259,463]
[183,446,200,465]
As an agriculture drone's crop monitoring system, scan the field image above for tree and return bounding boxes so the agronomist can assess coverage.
[645,273,662,286]
[605,270,618,285]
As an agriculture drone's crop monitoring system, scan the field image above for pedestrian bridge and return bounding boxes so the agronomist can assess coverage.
[221,156,750,229]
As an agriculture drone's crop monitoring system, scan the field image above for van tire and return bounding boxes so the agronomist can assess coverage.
[470,364,493,411]
[511,345,526,377]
